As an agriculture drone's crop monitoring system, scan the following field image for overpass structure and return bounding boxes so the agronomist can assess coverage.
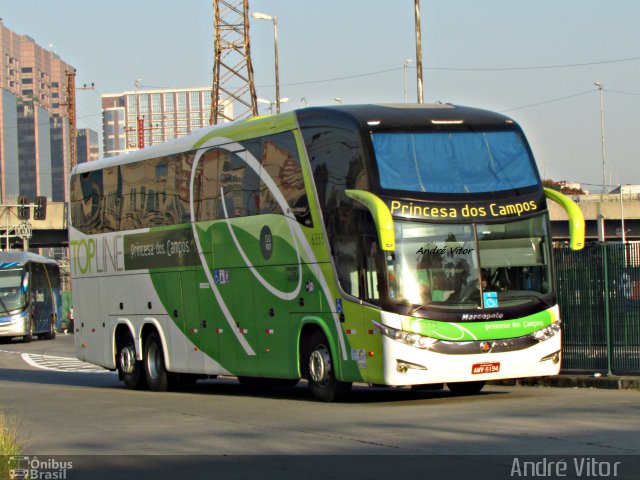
[0,202,67,250]
[548,193,640,243]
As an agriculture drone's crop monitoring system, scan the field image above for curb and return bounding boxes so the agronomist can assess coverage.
[489,375,640,390]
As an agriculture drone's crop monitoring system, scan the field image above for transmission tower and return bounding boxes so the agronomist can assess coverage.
[210,0,258,125]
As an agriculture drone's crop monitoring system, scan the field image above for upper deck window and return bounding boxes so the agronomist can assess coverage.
[372,131,538,194]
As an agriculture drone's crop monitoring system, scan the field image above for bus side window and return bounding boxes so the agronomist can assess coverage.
[259,132,311,226]
[364,235,381,303]
[333,236,360,298]
[331,208,381,302]
[70,170,104,234]
[196,148,223,221]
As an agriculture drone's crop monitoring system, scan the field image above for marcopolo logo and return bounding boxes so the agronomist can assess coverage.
[9,456,73,479]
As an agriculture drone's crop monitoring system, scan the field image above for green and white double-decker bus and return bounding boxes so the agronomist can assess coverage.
[69,104,584,401]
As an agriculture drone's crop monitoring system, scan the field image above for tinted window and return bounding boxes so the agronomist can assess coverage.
[70,169,103,233]
[259,132,310,226]
[302,126,367,221]
[372,131,538,193]
[70,131,310,234]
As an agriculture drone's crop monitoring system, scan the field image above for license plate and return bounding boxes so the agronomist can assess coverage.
[472,362,500,374]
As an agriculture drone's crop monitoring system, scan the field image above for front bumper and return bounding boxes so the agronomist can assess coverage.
[0,312,28,337]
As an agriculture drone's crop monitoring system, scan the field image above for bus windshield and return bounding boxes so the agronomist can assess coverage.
[372,130,539,193]
[387,214,553,310]
[0,269,25,313]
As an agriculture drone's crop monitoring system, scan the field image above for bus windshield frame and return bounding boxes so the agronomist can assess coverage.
[385,213,555,314]
[0,268,26,314]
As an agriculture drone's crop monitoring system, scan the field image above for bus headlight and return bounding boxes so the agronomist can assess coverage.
[532,322,561,342]
[372,321,439,350]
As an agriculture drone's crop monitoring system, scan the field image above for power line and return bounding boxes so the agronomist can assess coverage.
[270,55,640,88]
[501,90,594,113]
[273,67,401,88]
[608,89,640,97]
[425,55,640,72]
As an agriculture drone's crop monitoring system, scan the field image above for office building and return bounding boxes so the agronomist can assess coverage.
[101,87,222,157]
[76,128,99,164]
[0,20,85,203]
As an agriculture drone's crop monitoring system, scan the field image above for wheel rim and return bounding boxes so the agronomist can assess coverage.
[309,345,331,386]
[119,345,136,374]
[147,342,161,380]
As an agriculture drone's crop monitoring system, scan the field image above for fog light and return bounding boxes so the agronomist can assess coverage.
[540,350,561,364]
[396,359,428,373]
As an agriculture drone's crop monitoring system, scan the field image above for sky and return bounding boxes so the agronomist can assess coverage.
[2,0,640,192]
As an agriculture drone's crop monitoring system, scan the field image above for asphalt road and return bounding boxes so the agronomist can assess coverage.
[1,334,639,479]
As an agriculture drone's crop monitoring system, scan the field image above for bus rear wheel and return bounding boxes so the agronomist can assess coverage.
[41,318,56,340]
[304,330,351,402]
[117,330,146,390]
[143,332,171,392]
[447,381,486,395]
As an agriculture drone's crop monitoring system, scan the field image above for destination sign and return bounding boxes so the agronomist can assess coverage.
[383,192,546,222]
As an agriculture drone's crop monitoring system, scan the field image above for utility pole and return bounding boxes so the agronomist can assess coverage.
[210,0,258,124]
[65,70,77,171]
[64,70,94,171]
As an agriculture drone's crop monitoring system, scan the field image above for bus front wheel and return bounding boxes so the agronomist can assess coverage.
[304,330,351,402]
[143,332,171,392]
[22,318,34,343]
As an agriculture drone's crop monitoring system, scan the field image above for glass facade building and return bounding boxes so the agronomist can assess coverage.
[0,20,98,203]
[101,88,214,157]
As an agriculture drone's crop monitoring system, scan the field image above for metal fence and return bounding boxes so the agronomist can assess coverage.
[555,242,640,374]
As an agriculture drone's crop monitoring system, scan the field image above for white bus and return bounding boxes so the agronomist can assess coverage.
[69,104,584,401]
[0,251,61,342]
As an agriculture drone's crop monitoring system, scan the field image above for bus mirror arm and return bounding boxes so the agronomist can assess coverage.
[544,187,585,251]
[345,190,396,251]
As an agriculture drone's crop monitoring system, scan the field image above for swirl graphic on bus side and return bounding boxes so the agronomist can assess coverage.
[189,136,347,361]
[188,137,303,355]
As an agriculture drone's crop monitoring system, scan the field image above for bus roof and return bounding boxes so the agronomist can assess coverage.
[295,103,518,130]
[0,252,59,269]
[72,103,518,176]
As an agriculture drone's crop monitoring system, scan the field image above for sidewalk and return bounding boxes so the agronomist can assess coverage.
[490,374,640,390]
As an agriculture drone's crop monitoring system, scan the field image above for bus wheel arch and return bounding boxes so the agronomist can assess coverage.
[299,324,351,402]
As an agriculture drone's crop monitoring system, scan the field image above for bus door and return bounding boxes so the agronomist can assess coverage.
[181,269,221,375]
[331,218,382,384]
[253,263,297,379]
[143,272,187,372]
[225,267,259,375]
[28,262,53,333]
[78,275,110,365]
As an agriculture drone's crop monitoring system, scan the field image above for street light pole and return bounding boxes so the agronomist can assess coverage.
[253,12,281,113]
[620,185,627,244]
[403,59,412,102]
[595,81,606,195]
